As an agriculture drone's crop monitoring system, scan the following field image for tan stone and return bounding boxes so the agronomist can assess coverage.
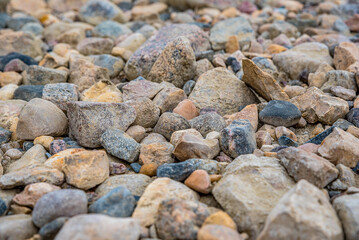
[62,150,109,190]
[44,148,85,171]
[0,32,43,58]
[0,72,22,87]
[308,63,334,88]
[33,136,54,151]
[209,174,222,183]
[310,123,324,138]
[81,81,122,103]
[347,126,359,138]
[184,170,212,194]
[139,163,158,177]
[0,100,26,133]
[334,42,359,70]
[132,2,167,20]
[275,126,297,142]
[0,84,17,100]
[259,124,276,140]
[170,129,203,146]
[297,143,319,154]
[203,211,237,230]
[318,127,359,168]
[173,99,199,120]
[153,87,187,113]
[116,33,146,53]
[256,130,272,148]
[242,59,289,101]
[225,35,239,54]
[112,47,132,61]
[194,59,214,80]
[132,177,199,227]
[126,125,146,143]
[8,0,47,15]
[283,85,306,98]
[139,142,174,166]
[224,104,258,130]
[198,224,245,240]
[266,44,287,54]
[13,183,60,208]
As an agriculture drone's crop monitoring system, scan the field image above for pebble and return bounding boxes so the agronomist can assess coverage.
[13,85,44,101]
[154,112,190,140]
[0,214,37,240]
[184,169,212,194]
[139,142,174,166]
[157,160,197,182]
[198,224,244,240]
[259,100,302,127]
[23,65,68,85]
[190,113,226,137]
[203,211,237,230]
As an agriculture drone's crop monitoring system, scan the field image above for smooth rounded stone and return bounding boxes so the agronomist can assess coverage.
[139,142,174,166]
[210,16,254,50]
[130,163,141,173]
[89,186,136,217]
[0,32,43,58]
[89,54,124,78]
[157,161,198,182]
[125,24,210,80]
[0,83,17,100]
[95,174,152,198]
[156,198,210,240]
[0,214,37,240]
[139,163,157,177]
[147,36,196,88]
[203,211,237,230]
[13,182,60,208]
[184,169,211,194]
[79,0,126,25]
[212,154,295,239]
[268,20,299,39]
[13,85,44,101]
[187,158,226,175]
[93,20,132,40]
[55,214,141,240]
[16,98,68,140]
[183,79,196,94]
[346,108,359,127]
[141,133,168,145]
[257,180,343,240]
[100,128,140,163]
[77,37,114,56]
[132,177,199,227]
[189,68,258,116]
[333,193,359,240]
[67,101,136,148]
[220,119,256,158]
[122,78,163,101]
[152,86,187,113]
[330,86,356,101]
[190,113,226,137]
[278,147,339,188]
[42,83,79,111]
[278,136,298,147]
[126,125,146,143]
[39,217,68,240]
[198,224,244,240]
[153,112,191,140]
[32,189,87,228]
[49,140,67,155]
[0,52,37,72]
[0,127,11,144]
[273,42,333,80]
[33,135,54,151]
[0,71,22,87]
[22,65,68,86]
[20,21,43,35]
[318,127,359,168]
[4,148,22,160]
[126,97,160,128]
[259,100,301,127]
[62,150,109,190]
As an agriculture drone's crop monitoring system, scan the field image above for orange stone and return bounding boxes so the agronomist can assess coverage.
[184,169,211,194]
[173,99,199,120]
[139,163,158,177]
[264,152,277,157]
[209,174,222,183]
[224,104,258,130]
[275,126,297,142]
[203,211,237,230]
[267,44,287,54]
[225,35,239,54]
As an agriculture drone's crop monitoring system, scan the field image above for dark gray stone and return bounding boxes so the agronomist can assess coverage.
[13,85,44,101]
[39,217,68,240]
[333,119,354,131]
[278,135,298,147]
[306,126,334,145]
[93,20,132,40]
[346,108,359,127]
[131,163,141,173]
[157,160,197,182]
[183,80,196,95]
[7,16,38,31]
[23,65,68,85]
[89,186,136,217]
[190,112,226,137]
[0,127,11,144]
[32,189,87,228]
[0,52,37,72]
[154,112,191,140]
[259,100,301,127]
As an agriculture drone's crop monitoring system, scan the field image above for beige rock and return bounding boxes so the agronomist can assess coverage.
[311,123,324,138]
[44,148,85,171]
[39,52,69,69]
[347,125,359,138]
[122,79,163,101]
[194,58,214,80]
[13,183,60,208]
[0,72,22,87]
[184,170,212,194]
[278,147,339,188]
[297,143,319,154]
[334,42,359,70]
[57,28,86,48]
[0,32,43,58]
[0,84,17,100]
[259,124,276,140]
[255,130,272,148]
[198,224,245,240]
[132,177,199,227]
[8,0,46,15]
[328,164,356,191]
[139,163,158,177]
[33,136,54,151]
[242,59,289,101]
[318,127,359,168]
[126,125,146,143]
[43,22,93,44]
[81,81,122,103]
[170,128,203,146]
[189,68,258,116]
[111,47,132,61]
[308,63,335,88]
[117,33,146,53]
[126,97,160,128]
[139,142,174,166]
[283,85,306,98]
[173,99,199,120]
[258,180,343,240]
[203,211,237,230]
[132,2,167,20]
[225,35,240,54]
[62,150,109,190]
[224,104,258,130]
[0,100,26,133]
[275,126,297,141]
[153,87,187,113]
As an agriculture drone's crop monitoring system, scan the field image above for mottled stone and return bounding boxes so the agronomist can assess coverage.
[153,87,187,113]
[190,113,226,137]
[77,37,114,56]
[13,85,43,101]
[90,54,125,78]
[198,224,244,240]
[139,142,174,166]
[321,70,357,93]
[153,112,191,140]
[79,0,126,25]
[122,78,163,101]
[0,32,42,58]
[259,100,301,127]
[42,83,79,111]
[23,65,68,85]
[203,211,237,230]
[157,160,198,182]
[126,97,160,128]
[333,42,359,70]
[173,99,199,120]
[93,20,132,40]
[0,214,37,240]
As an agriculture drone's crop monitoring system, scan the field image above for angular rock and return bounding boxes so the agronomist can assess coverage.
[42,83,79,111]
[321,70,356,93]
[6,144,46,173]
[328,164,356,191]
[224,104,258,130]
[153,112,191,140]
[153,86,187,113]
[22,65,68,85]
[173,99,199,120]
[157,160,198,182]
[77,37,114,56]
[0,32,42,58]
[190,113,226,137]
[79,0,126,25]
[139,142,174,166]
[259,100,301,127]
[184,169,212,194]
[203,211,237,230]
[346,108,359,127]
[333,42,359,70]
[90,54,124,78]
[198,224,244,240]
[122,78,163,101]
[13,85,44,101]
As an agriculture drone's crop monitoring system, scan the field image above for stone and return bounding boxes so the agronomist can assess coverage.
[22,66,68,85]
[42,83,79,111]
[173,99,199,120]
[213,155,294,239]
[79,0,126,25]
[101,128,140,163]
[347,108,359,127]
[198,224,244,240]
[184,169,211,194]
[39,217,68,240]
[132,2,167,20]
[116,33,147,54]
[89,186,136,217]
[333,193,359,240]
[93,21,132,40]
[291,87,349,125]
[81,81,122,103]
[220,120,256,158]
[77,37,114,56]
[34,136,54,151]
[0,84,17,100]
[95,174,152,198]
[67,101,136,148]
[125,24,210,80]
[126,97,160,128]
[13,85,43,104]
[147,36,196,88]
[13,182,60,208]
[122,78,163,101]
[0,71,22,87]
[189,68,258,116]
[55,214,141,240]
[132,177,199,227]
[203,211,237,230]
[153,112,190,140]
[0,214,37,240]
[0,100,24,132]
[62,150,109,190]
[259,100,301,127]
[278,136,298,147]
[273,42,333,80]
[126,125,146,143]
[268,20,299,39]
[308,63,334,88]
[331,86,356,101]
[6,144,46,173]
[0,52,37,72]
[224,104,258,130]
[153,87,187,113]
[0,32,42,58]
[139,142,174,166]
[242,59,289,101]
[333,42,359,70]
[90,54,125,78]
[141,133,168,145]
[0,127,11,144]
[210,17,254,50]
[257,180,343,240]
[157,160,198,182]
[170,129,203,146]
[4,148,22,160]
[278,147,338,188]
[328,164,356,191]
[321,70,357,93]
[44,148,85,170]
[139,163,158,177]
[318,127,359,168]
[156,199,210,240]
[16,98,67,140]
[275,126,297,142]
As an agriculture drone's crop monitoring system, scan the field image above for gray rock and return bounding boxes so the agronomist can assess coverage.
[328,164,356,191]
[183,80,196,95]
[268,20,299,39]
[122,78,163,101]
[0,127,11,144]
[125,97,160,128]
[77,37,114,56]
[22,65,68,85]
[100,128,140,163]
[157,160,198,182]
[321,70,357,93]
[0,214,37,240]
[13,85,43,101]
[32,189,87,228]
[7,16,38,31]
[79,0,126,25]
[89,54,124,78]
[0,189,17,216]
[189,113,226,137]
[42,83,79,111]
[39,217,68,240]
[259,100,302,127]
[93,20,132,40]
[154,112,191,140]
[20,22,44,36]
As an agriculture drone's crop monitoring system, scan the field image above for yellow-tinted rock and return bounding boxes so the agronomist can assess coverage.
[267,44,287,54]
[203,211,237,230]
[198,224,244,240]
[225,35,239,54]
[139,163,158,177]
[81,81,123,103]
[0,72,22,87]
[0,84,18,100]
[132,2,167,20]
[45,148,86,171]
[184,169,212,194]
[33,136,54,151]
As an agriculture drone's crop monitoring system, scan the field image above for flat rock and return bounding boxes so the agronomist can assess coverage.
[0,214,37,240]
[77,37,114,56]
[139,142,174,166]
[6,144,46,173]
[259,100,301,127]
[122,78,163,101]
[42,83,79,111]
[22,65,68,85]
[13,85,44,101]
[190,113,226,137]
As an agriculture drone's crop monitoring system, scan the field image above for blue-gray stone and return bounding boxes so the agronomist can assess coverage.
[62,138,82,149]
[39,217,68,239]
[271,146,288,152]
[189,113,226,137]
[89,54,124,78]
[7,16,38,31]
[130,163,142,173]
[225,57,241,73]
[157,161,197,182]
[89,186,136,217]
[252,57,278,72]
[183,80,196,95]
[23,141,34,151]
[79,0,125,25]
[0,52,37,71]
[0,198,6,215]
[259,100,301,127]
[93,20,132,40]
[306,126,334,145]
[278,136,298,147]
[333,119,354,131]
[346,108,359,127]
[0,127,11,144]
[13,85,44,101]
[20,22,44,36]
[0,13,10,29]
